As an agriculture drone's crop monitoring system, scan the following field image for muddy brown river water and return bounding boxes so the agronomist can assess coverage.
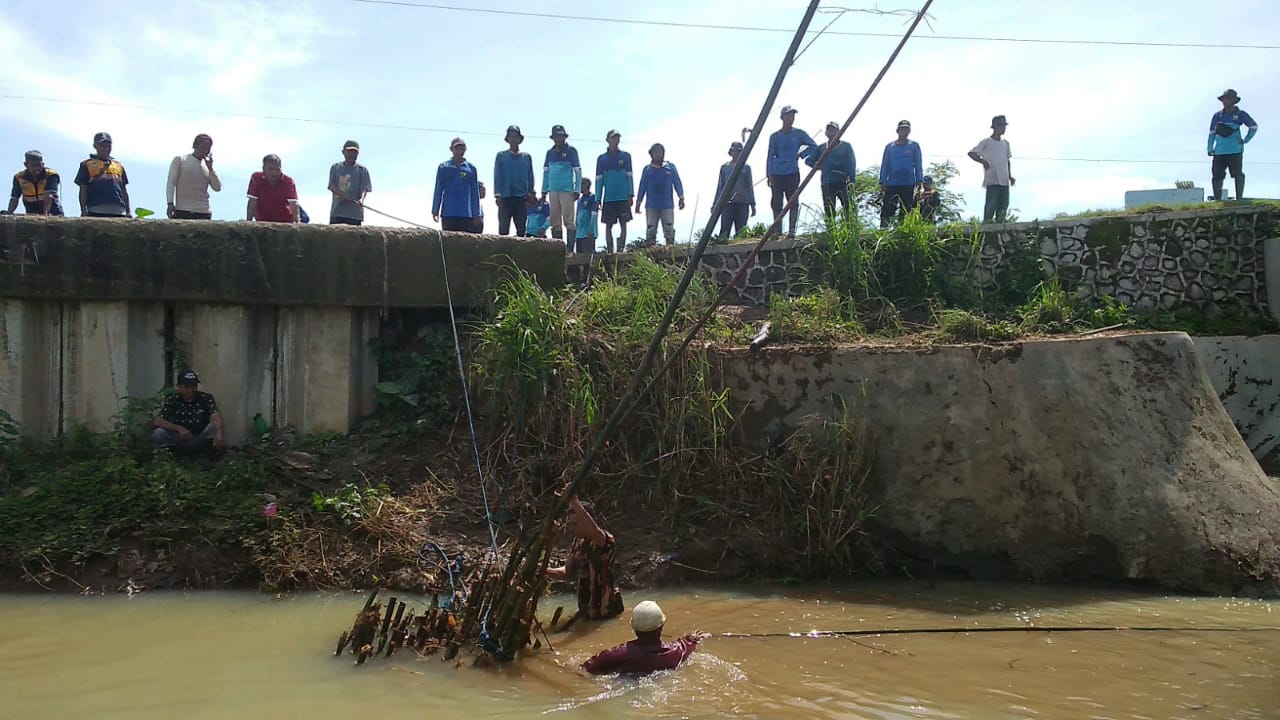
[1,581,1276,719]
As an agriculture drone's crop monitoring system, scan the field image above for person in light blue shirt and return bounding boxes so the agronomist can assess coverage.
[494,125,536,235]
[879,119,923,227]
[542,124,582,241]
[525,193,550,238]
[432,137,481,233]
[1207,89,1258,201]
[635,143,685,246]
[806,120,856,220]
[575,178,600,255]
[595,130,634,253]
[766,106,817,238]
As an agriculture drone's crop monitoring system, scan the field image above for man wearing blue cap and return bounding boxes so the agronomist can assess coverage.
[766,106,816,238]
[75,132,130,218]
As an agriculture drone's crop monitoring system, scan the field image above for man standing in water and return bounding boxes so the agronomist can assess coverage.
[582,601,708,675]
[548,493,624,624]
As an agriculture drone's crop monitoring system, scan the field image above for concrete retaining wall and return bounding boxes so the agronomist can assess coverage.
[1,216,565,308]
[1193,335,1280,472]
[718,332,1280,595]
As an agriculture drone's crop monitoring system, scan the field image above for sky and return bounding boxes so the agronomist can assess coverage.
[1,0,1277,246]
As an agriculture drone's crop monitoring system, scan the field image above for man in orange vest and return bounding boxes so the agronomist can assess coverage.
[5,150,63,216]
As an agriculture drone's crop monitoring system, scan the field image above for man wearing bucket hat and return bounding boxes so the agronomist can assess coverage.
[766,105,817,239]
[542,124,582,242]
[968,115,1014,224]
[1207,89,1258,201]
[433,137,481,232]
[493,125,536,236]
[582,600,709,675]
[714,141,756,240]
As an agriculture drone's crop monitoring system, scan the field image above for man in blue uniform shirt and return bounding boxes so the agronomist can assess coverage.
[766,106,817,239]
[1207,88,1258,201]
[433,137,481,233]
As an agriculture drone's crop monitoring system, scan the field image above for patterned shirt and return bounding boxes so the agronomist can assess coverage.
[159,391,219,433]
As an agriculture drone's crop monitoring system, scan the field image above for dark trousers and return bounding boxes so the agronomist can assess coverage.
[329,216,361,226]
[441,216,478,233]
[498,196,528,236]
[982,185,1011,223]
[769,173,801,235]
[1211,153,1245,200]
[880,185,915,227]
[172,210,212,220]
[719,202,750,239]
[821,183,851,219]
[86,211,127,218]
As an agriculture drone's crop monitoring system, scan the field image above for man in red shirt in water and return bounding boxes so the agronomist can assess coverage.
[582,600,708,675]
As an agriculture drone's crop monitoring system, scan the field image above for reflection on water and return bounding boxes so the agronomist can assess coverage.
[0,582,1276,719]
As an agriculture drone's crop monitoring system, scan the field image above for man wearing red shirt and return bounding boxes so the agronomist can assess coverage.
[581,601,707,676]
[246,154,299,223]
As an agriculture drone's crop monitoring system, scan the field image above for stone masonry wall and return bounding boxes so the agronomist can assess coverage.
[567,206,1279,314]
[566,238,814,306]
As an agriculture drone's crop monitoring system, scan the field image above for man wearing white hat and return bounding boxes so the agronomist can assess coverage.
[581,600,708,675]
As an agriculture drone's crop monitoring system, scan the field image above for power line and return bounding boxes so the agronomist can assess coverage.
[5,93,1276,168]
[345,0,1280,50]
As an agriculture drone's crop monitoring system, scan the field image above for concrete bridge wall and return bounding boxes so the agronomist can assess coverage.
[0,217,564,444]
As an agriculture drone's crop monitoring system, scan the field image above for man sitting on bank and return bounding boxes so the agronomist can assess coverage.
[152,370,225,456]
[582,600,708,675]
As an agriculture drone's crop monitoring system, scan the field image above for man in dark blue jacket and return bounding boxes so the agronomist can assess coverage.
[879,120,922,227]
[807,121,856,221]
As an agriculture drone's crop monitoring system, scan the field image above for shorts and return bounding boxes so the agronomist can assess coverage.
[1211,153,1244,180]
[601,200,632,224]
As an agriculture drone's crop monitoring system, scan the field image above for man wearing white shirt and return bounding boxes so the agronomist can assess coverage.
[166,133,221,220]
[968,115,1014,224]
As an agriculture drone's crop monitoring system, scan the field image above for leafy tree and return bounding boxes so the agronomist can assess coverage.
[849,160,966,226]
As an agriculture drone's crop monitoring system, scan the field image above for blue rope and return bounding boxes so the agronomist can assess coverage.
[435,229,501,559]
[418,542,466,609]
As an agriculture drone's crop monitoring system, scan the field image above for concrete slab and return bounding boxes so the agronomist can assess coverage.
[60,301,166,432]
[174,304,277,445]
[0,299,62,439]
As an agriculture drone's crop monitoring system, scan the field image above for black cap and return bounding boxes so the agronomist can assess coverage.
[550,124,568,138]
[93,131,112,145]
[343,140,360,151]
[24,149,42,162]
[923,175,934,183]
[991,115,1008,128]
[728,141,744,153]
[177,370,200,386]
[896,120,911,130]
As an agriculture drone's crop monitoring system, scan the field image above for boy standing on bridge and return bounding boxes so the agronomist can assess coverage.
[1207,89,1258,201]
[575,178,599,255]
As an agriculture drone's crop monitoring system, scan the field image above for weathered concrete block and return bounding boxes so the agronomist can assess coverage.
[0,217,564,308]
[174,304,277,445]
[275,306,378,436]
[0,299,62,439]
[720,333,1280,596]
[1193,335,1280,473]
[61,301,166,432]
